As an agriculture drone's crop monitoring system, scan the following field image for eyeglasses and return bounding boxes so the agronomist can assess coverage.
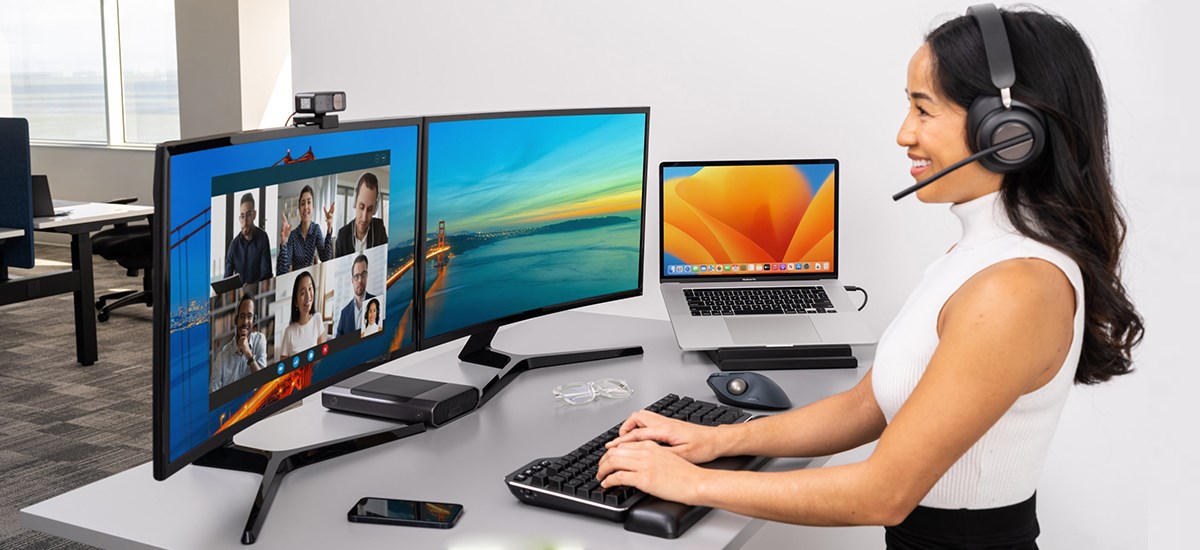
[352,271,368,282]
[553,378,633,405]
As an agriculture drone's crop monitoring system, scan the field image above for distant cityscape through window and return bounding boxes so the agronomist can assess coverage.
[0,0,179,145]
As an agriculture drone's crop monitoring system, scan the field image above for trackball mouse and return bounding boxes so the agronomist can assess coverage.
[706,372,792,411]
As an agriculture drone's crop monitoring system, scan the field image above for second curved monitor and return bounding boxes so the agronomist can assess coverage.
[419,107,650,348]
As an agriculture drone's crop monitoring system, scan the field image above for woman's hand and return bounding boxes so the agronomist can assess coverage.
[596,440,709,506]
[280,211,291,243]
[605,410,731,464]
[324,202,335,235]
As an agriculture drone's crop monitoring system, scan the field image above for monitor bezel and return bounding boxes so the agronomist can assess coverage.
[152,116,423,481]
[415,107,650,351]
[658,158,840,283]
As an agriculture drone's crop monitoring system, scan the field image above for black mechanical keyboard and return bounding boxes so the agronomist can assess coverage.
[685,286,835,316]
[504,394,771,538]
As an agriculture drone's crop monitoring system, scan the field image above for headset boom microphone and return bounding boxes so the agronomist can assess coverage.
[891,134,1032,201]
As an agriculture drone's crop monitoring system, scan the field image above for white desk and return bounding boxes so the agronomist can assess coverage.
[0,227,23,241]
[21,311,870,549]
[5,199,154,365]
[32,200,154,231]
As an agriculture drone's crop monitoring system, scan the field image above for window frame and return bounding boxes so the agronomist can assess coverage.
[25,0,178,150]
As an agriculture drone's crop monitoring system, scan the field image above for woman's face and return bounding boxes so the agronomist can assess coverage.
[297,276,314,317]
[896,45,1002,203]
[367,303,378,324]
[298,191,314,223]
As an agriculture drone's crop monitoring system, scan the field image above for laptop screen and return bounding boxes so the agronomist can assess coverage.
[660,159,837,280]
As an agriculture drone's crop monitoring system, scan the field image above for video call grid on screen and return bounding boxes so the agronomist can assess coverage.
[660,161,837,278]
[165,124,418,463]
[207,156,392,404]
[421,111,648,342]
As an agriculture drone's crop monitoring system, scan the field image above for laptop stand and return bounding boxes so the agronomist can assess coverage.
[704,344,857,371]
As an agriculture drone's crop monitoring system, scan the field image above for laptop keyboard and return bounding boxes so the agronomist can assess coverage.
[685,286,835,316]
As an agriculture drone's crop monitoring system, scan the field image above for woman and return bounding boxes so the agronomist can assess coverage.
[360,298,381,337]
[597,6,1142,549]
[277,184,335,275]
[280,270,327,357]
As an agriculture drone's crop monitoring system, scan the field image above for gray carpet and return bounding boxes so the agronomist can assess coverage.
[1,243,154,549]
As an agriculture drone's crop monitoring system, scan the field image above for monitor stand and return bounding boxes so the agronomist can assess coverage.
[459,324,644,407]
[193,423,425,544]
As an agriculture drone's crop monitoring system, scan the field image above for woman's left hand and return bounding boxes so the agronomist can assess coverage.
[324,202,335,233]
[596,440,709,506]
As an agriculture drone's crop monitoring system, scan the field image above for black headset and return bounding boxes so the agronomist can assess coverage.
[965,3,1046,173]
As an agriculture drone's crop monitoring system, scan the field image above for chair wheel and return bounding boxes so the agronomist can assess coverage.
[98,312,110,322]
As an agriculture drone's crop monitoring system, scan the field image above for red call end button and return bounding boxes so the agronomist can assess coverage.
[321,344,329,356]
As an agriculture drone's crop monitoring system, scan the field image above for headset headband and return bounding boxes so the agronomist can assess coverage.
[966,3,1016,109]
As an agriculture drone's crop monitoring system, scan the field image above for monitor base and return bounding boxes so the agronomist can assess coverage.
[459,325,644,407]
[193,423,425,545]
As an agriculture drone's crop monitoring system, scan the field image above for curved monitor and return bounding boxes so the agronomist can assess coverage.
[418,107,650,349]
[152,118,420,480]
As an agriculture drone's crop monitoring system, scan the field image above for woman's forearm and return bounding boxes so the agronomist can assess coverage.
[721,371,886,459]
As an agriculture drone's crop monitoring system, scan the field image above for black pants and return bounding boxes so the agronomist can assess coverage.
[885,493,1039,550]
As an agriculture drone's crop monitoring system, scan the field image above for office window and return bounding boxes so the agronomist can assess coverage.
[118,0,180,145]
[0,0,180,146]
[0,1,108,143]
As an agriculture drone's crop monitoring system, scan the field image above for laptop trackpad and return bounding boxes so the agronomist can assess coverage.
[725,317,820,345]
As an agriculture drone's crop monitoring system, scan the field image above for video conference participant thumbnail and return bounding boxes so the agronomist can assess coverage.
[361,298,382,337]
[210,292,268,392]
[277,184,335,275]
[279,266,328,357]
[335,171,389,258]
[335,253,374,338]
[224,192,273,285]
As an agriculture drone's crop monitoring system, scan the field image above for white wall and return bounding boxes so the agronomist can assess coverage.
[290,1,1196,548]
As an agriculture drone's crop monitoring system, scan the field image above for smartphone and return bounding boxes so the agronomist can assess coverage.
[347,497,464,529]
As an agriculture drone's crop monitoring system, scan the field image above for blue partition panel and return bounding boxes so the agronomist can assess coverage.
[0,118,34,268]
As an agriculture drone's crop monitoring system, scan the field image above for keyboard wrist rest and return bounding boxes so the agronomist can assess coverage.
[623,454,772,538]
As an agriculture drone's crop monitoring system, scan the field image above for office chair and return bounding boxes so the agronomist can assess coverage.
[92,198,152,322]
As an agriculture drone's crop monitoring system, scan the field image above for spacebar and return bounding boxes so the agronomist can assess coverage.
[734,309,783,315]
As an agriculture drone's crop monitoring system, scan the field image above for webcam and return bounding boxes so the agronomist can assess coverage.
[293,91,346,129]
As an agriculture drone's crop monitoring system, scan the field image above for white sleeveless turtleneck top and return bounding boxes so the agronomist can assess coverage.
[872,191,1085,510]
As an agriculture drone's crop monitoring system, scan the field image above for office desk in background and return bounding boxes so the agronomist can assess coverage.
[0,227,23,242]
[0,200,153,365]
[21,311,871,549]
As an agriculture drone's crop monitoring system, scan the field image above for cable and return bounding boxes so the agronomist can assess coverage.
[284,111,297,127]
[844,285,868,311]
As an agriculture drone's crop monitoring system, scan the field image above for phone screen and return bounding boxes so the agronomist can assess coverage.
[349,497,464,528]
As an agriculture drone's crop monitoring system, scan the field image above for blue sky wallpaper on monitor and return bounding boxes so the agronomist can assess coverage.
[423,112,646,340]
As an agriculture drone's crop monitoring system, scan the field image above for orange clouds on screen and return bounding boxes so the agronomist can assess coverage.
[664,166,834,264]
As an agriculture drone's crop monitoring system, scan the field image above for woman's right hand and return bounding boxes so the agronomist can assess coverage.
[280,211,291,243]
[605,410,731,464]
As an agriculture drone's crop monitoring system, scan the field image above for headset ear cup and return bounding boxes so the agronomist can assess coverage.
[968,96,1046,173]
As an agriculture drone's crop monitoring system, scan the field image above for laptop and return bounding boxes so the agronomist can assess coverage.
[659,159,876,350]
[31,175,71,218]
[211,273,244,296]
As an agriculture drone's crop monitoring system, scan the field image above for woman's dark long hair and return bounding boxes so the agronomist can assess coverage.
[926,7,1143,384]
